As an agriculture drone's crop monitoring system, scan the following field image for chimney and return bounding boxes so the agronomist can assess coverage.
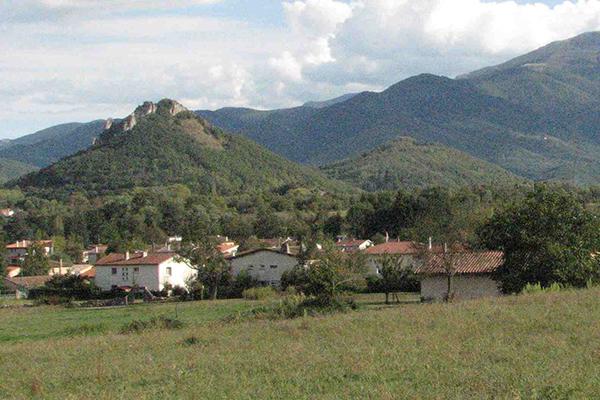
[428,237,432,251]
[59,258,63,275]
[142,251,148,257]
[444,243,448,254]
[385,232,389,243]
[125,251,130,260]
[281,242,291,254]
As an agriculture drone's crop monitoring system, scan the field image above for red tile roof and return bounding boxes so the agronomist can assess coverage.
[365,241,422,255]
[229,248,298,260]
[217,242,238,253]
[415,251,504,275]
[80,267,96,278]
[6,240,53,249]
[96,252,175,266]
[5,275,52,289]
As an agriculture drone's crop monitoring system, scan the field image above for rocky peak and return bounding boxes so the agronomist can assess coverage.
[103,99,189,134]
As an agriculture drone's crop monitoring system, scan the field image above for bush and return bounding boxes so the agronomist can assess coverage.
[33,296,73,306]
[120,316,184,334]
[63,323,107,336]
[234,294,359,320]
[28,275,102,301]
[242,286,278,300]
[521,282,564,295]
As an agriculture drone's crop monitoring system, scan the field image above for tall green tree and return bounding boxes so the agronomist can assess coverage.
[178,240,229,300]
[21,242,50,276]
[478,185,600,293]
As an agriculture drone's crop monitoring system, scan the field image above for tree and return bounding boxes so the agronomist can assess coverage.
[178,240,229,300]
[478,185,600,293]
[21,242,50,276]
[368,253,418,304]
[303,244,366,303]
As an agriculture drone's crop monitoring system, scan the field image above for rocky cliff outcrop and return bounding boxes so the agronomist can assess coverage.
[100,99,189,143]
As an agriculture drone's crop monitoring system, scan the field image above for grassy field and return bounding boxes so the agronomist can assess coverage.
[0,290,599,399]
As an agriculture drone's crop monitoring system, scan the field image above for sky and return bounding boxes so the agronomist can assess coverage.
[1,0,600,139]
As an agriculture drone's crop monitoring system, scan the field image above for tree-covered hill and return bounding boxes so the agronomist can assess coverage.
[198,32,600,185]
[0,120,106,168]
[0,158,37,184]
[11,99,351,198]
[321,137,524,191]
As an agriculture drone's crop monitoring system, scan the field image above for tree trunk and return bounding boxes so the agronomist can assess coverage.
[211,277,218,300]
[385,292,389,304]
[446,274,453,303]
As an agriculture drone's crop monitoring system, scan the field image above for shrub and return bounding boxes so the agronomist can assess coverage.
[63,323,107,336]
[521,282,564,295]
[29,275,101,301]
[242,286,278,301]
[236,294,359,320]
[120,316,184,334]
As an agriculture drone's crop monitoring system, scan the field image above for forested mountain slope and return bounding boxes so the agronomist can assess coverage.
[11,100,350,198]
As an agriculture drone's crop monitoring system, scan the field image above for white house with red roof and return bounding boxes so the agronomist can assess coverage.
[415,251,503,301]
[5,240,54,264]
[94,251,196,292]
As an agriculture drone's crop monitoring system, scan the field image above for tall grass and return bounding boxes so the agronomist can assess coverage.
[1,290,599,398]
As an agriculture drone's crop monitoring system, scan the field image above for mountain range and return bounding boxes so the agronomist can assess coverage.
[4,31,600,191]
[11,100,349,197]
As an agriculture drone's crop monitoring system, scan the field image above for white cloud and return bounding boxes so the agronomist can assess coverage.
[2,0,600,138]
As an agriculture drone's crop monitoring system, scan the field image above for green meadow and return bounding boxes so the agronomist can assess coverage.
[1,290,599,399]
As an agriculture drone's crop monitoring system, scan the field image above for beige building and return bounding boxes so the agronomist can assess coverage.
[415,251,503,301]
[229,249,299,286]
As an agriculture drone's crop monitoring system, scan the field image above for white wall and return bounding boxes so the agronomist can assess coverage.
[230,251,299,286]
[95,264,160,291]
[159,258,197,290]
[95,259,196,292]
[420,274,501,301]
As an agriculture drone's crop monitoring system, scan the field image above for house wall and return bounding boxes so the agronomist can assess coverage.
[230,251,299,286]
[95,259,196,292]
[366,254,421,276]
[158,259,196,290]
[420,274,501,301]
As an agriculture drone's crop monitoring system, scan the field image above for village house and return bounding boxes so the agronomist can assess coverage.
[94,251,196,292]
[364,240,428,276]
[82,245,108,264]
[0,208,15,218]
[229,246,299,287]
[5,240,54,264]
[5,265,21,278]
[415,251,503,301]
[3,275,52,299]
[335,238,373,253]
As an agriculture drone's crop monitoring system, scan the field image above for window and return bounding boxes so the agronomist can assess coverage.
[247,265,254,271]
[260,265,266,270]
[166,267,172,276]
[270,265,278,269]
[122,267,129,280]
[134,267,139,273]
[111,268,117,275]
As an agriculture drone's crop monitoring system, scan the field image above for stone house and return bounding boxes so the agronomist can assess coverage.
[229,248,299,287]
[415,251,503,301]
[94,251,196,292]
